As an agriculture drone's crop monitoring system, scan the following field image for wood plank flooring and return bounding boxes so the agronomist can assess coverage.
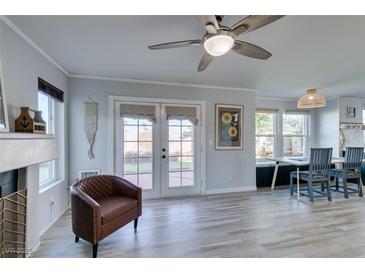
[30,189,365,258]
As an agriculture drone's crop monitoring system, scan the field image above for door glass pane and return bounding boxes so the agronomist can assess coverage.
[169,141,181,156]
[182,141,193,155]
[124,142,138,158]
[181,127,193,140]
[168,119,195,188]
[123,117,138,125]
[139,173,153,190]
[123,174,138,185]
[169,156,181,172]
[181,156,193,171]
[122,117,154,190]
[124,157,138,174]
[182,171,194,186]
[169,172,181,187]
[139,157,152,173]
[124,126,138,141]
[169,126,181,141]
[139,125,152,141]
[139,141,152,157]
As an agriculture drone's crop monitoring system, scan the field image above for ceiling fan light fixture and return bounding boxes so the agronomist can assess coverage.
[203,34,234,56]
[297,89,326,109]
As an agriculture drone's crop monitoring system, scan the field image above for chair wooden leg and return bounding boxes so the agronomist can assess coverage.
[321,182,324,192]
[308,180,314,203]
[92,243,98,258]
[75,235,79,243]
[326,180,332,201]
[359,178,363,197]
[134,218,138,231]
[335,177,339,190]
[342,176,349,199]
[290,174,294,196]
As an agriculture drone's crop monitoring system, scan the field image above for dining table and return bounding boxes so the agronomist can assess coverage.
[265,156,365,200]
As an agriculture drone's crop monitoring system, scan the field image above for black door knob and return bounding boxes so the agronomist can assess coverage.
[162,148,166,152]
[162,155,166,159]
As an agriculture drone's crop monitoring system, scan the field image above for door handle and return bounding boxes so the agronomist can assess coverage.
[162,155,166,159]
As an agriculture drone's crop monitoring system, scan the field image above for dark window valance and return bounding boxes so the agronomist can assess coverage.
[38,77,64,103]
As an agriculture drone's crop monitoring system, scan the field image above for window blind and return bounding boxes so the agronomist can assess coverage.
[165,105,199,126]
[120,104,156,123]
[38,77,64,103]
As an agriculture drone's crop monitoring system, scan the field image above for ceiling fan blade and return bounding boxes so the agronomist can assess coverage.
[232,40,272,60]
[197,52,214,72]
[196,16,219,33]
[148,39,202,50]
[231,15,284,36]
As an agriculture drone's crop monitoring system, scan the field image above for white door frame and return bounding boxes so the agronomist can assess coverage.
[107,95,207,198]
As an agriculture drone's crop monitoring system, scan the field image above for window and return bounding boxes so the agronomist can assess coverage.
[256,110,277,158]
[283,111,309,157]
[38,92,55,185]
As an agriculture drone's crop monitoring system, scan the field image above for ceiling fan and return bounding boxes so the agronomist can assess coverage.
[148,15,284,71]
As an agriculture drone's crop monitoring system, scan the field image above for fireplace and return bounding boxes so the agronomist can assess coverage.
[0,168,27,258]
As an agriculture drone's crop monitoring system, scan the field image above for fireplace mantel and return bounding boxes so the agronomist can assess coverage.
[0,133,58,173]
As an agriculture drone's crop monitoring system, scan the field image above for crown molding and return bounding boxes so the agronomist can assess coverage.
[0,16,69,76]
[256,96,298,102]
[69,74,256,93]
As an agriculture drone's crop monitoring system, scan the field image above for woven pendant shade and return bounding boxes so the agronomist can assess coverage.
[297,89,326,109]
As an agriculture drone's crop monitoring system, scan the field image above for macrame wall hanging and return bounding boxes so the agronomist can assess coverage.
[83,96,98,159]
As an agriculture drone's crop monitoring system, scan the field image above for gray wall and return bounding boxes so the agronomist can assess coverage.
[68,77,256,193]
[0,21,69,250]
[313,99,340,156]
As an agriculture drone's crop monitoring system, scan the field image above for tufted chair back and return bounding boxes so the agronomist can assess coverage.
[77,175,113,200]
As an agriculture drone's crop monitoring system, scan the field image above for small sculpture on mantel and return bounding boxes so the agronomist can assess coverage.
[15,107,46,134]
[15,107,33,133]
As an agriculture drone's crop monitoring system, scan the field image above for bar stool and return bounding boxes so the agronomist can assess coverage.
[290,148,333,203]
[330,147,364,198]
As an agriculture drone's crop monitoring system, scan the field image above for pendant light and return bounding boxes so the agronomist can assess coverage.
[297,89,326,109]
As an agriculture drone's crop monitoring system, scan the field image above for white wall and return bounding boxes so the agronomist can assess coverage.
[68,77,256,193]
[0,21,69,251]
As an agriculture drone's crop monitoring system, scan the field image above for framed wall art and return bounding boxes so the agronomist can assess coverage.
[215,104,243,150]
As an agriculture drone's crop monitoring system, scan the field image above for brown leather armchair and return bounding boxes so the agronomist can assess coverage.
[71,175,142,258]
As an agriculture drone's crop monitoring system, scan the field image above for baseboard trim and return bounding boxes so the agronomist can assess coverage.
[205,186,257,195]
[39,205,70,237]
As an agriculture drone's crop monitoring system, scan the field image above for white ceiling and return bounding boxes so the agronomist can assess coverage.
[6,15,365,98]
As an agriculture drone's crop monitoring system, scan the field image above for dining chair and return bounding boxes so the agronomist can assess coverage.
[330,147,364,198]
[290,148,333,202]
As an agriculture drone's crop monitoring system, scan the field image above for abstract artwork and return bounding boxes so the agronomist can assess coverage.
[215,104,243,150]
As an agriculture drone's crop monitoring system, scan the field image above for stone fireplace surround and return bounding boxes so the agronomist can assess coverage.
[0,132,58,257]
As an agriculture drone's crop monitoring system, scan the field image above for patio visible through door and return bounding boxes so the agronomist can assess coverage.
[115,99,203,199]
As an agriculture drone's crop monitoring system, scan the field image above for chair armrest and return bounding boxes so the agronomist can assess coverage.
[71,186,101,244]
[112,177,142,216]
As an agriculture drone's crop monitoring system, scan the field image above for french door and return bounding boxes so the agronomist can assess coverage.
[115,100,202,199]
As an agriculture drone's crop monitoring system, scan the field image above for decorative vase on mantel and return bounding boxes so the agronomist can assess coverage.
[15,107,34,133]
[32,110,46,134]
